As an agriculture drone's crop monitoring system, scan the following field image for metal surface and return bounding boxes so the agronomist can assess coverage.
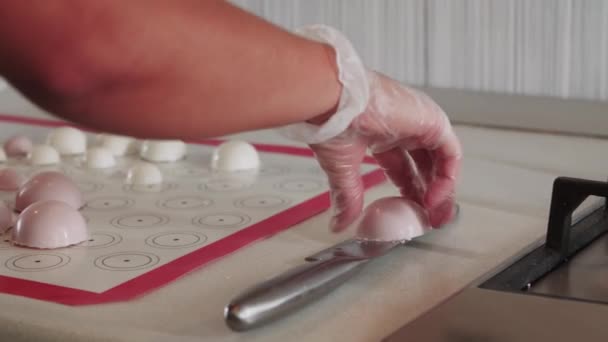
[481,177,608,292]
[529,231,608,303]
[225,239,402,331]
[386,178,608,341]
[383,287,608,342]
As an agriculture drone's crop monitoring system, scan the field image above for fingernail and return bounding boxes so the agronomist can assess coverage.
[330,216,340,233]
[430,200,454,228]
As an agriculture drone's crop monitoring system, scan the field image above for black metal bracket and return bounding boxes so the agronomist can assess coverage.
[481,177,608,293]
[546,177,608,254]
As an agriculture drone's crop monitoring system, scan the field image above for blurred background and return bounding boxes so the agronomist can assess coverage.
[231,0,608,102]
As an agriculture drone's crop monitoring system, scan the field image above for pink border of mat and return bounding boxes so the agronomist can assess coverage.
[0,114,386,305]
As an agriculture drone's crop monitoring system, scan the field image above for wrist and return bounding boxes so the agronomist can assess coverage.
[306,43,341,125]
[280,25,370,144]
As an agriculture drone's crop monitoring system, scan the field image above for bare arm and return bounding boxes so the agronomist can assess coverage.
[0,0,341,138]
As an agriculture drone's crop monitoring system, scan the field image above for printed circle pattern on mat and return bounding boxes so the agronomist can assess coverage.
[275,179,324,192]
[122,183,177,194]
[307,166,324,175]
[193,212,251,229]
[168,167,210,178]
[234,195,291,209]
[201,179,252,192]
[75,181,104,193]
[157,196,213,210]
[94,252,160,271]
[74,232,123,249]
[86,197,135,210]
[6,253,71,272]
[145,231,207,249]
[258,165,290,176]
[111,213,170,229]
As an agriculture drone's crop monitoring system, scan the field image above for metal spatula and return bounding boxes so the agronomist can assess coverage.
[224,238,403,331]
[224,201,459,331]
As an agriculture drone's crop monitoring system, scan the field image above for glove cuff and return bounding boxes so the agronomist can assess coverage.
[280,25,370,144]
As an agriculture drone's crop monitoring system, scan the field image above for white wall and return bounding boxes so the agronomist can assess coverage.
[231,0,608,102]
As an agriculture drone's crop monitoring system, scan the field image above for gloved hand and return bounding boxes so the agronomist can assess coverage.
[310,70,462,232]
[282,25,462,232]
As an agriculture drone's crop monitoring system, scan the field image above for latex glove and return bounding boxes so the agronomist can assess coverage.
[282,25,462,232]
[310,70,462,231]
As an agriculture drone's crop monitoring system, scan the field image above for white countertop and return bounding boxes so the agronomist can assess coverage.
[0,86,607,341]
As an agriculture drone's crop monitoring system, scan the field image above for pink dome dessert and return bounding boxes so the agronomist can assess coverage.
[356,197,430,242]
[0,168,25,191]
[12,200,88,249]
[15,171,84,212]
[4,135,33,157]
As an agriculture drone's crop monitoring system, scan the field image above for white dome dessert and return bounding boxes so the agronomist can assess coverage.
[125,162,163,185]
[140,140,186,162]
[28,145,60,165]
[47,126,87,155]
[211,141,260,172]
[97,134,138,156]
[84,147,116,169]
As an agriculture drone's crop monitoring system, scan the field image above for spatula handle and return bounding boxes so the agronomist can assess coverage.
[224,256,368,331]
